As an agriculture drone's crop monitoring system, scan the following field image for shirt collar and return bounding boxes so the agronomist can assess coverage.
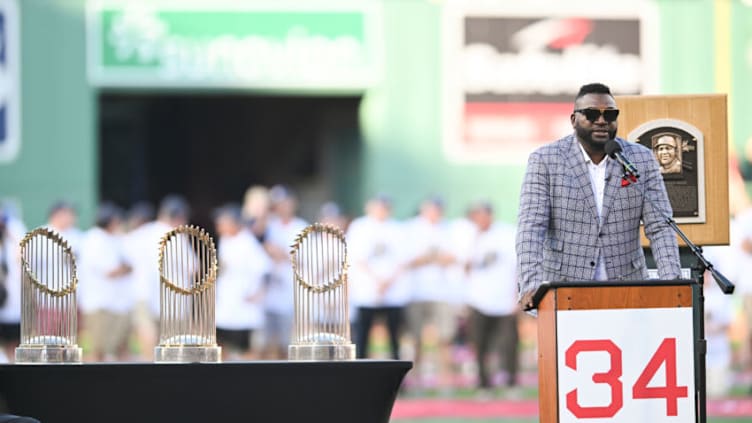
[577,139,609,167]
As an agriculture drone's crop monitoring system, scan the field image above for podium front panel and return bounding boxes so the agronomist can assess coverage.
[536,282,699,423]
[556,308,695,422]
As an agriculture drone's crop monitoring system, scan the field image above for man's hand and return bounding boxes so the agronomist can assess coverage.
[519,290,536,311]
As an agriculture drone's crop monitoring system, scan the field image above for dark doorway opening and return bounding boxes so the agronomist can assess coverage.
[99,93,363,232]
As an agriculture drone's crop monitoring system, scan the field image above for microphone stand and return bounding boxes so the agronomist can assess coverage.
[621,156,734,422]
[660,213,734,423]
[663,214,734,294]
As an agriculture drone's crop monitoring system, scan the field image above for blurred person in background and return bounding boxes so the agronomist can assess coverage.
[318,201,349,231]
[46,200,83,258]
[214,204,272,360]
[444,206,478,375]
[465,201,519,397]
[126,194,190,360]
[0,207,26,363]
[403,196,458,393]
[730,205,752,376]
[261,185,308,359]
[79,202,133,362]
[125,202,155,232]
[701,245,734,399]
[121,201,156,361]
[242,185,271,243]
[347,194,409,360]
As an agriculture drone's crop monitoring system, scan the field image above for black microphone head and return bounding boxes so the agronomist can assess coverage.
[604,139,622,158]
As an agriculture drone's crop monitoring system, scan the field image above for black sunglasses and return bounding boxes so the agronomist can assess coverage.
[574,108,620,123]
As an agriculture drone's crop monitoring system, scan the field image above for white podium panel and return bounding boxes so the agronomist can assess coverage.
[556,308,696,422]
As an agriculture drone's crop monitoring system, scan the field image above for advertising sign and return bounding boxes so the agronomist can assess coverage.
[0,0,19,163]
[442,0,658,164]
[557,308,696,422]
[87,0,382,90]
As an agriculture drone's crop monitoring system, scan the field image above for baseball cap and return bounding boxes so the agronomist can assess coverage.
[653,134,678,149]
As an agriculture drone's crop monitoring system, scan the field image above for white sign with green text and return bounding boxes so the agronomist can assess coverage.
[86,1,382,90]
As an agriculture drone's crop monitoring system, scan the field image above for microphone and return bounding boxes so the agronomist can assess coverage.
[605,139,640,179]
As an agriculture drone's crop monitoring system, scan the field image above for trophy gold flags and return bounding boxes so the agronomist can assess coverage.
[154,225,221,363]
[288,223,355,360]
[15,228,82,363]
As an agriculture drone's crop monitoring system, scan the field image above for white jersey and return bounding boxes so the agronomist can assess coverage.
[444,217,476,304]
[347,216,410,308]
[702,245,734,368]
[465,222,518,316]
[728,210,752,294]
[216,230,272,330]
[124,220,173,316]
[404,216,454,303]
[0,217,27,323]
[264,216,308,315]
[78,227,134,314]
[46,226,83,261]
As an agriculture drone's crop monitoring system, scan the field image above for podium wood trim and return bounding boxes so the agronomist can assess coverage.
[538,292,558,423]
[555,285,693,310]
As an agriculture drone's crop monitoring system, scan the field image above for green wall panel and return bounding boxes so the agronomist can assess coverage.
[0,0,96,228]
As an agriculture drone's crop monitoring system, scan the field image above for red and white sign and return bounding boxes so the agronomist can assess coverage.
[442,0,659,164]
[557,308,696,422]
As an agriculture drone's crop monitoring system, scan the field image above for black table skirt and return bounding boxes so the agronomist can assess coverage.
[0,360,412,423]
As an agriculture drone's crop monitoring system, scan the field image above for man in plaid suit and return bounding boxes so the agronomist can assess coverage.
[516,83,681,308]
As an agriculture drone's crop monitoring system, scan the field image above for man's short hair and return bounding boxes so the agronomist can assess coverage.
[269,184,296,204]
[575,83,613,102]
[158,194,190,220]
[422,194,445,210]
[95,202,123,229]
[212,203,242,224]
[128,201,155,222]
[652,133,679,150]
[369,193,392,208]
[467,200,493,215]
[47,200,76,219]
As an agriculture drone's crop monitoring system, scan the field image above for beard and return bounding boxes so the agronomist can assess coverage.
[575,125,617,152]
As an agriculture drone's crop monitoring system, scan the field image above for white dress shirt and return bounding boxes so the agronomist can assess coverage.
[580,142,609,281]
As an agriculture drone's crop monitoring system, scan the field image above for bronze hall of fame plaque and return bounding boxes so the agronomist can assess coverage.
[628,119,706,224]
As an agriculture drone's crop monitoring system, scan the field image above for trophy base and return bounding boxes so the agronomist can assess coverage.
[288,344,356,361]
[154,345,222,363]
[15,345,82,364]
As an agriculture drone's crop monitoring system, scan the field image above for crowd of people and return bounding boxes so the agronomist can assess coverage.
[0,181,750,398]
[0,186,521,396]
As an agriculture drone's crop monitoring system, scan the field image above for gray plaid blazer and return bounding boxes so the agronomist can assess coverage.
[516,134,681,298]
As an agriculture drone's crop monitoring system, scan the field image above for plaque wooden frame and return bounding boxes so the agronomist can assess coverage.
[615,94,729,246]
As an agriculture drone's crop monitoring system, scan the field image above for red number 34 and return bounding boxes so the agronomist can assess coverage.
[565,338,689,418]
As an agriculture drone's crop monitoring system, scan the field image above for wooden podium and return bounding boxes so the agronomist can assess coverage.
[532,280,702,423]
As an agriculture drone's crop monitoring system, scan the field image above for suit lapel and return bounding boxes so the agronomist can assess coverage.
[599,157,624,229]
[563,136,598,223]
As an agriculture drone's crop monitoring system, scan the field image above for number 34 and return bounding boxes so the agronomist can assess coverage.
[565,338,689,418]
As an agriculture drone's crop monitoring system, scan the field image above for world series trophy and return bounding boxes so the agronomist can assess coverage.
[154,225,221,363]
[15,228,82,363]
[288,223,355,360]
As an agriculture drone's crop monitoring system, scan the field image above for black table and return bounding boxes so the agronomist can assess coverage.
[0,360,412,423]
